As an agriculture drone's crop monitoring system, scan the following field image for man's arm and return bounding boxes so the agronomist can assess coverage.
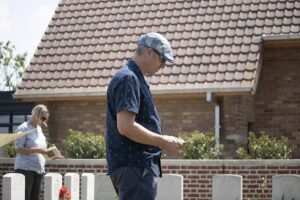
[117,110,185,153]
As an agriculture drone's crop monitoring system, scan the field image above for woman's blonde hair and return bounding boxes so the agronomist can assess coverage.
[31,104,49,121]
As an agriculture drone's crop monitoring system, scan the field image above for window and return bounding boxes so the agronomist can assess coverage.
[0,113,32,133]
[0,115,9,123]
[13,115,26,124]
[0,127,9,133]
[0,91,34,134]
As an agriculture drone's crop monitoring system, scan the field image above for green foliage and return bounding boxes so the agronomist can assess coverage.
[63,129,106,159]
[0,41,27,91]
[236,132,294,159]
[6,142,16,158]
[179,130,223,159]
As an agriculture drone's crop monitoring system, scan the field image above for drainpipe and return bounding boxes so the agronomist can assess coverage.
[206,92,221,154]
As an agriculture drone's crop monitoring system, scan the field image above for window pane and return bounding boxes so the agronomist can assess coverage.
[0,115,9,123]
[26,114,32,121]
[13,115,25,124]
[0,127,9,133]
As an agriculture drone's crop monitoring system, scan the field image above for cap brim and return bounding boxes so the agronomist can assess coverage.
[163,53,174,63]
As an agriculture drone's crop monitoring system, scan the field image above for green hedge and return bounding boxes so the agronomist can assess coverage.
[179,130,223,159]
[63,129,105,159]
[236,132,294,159]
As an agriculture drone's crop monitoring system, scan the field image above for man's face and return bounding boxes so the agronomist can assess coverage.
[145,48,166,75]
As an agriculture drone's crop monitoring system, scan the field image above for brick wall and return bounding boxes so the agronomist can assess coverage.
[44,97,215,146]
[45,100,107,144]
[1,159,299,200]
[221,95,255,158]
[155,97,215,135]
[254,45,300,157]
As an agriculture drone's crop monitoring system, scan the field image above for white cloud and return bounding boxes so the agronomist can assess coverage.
[0,0,12,35]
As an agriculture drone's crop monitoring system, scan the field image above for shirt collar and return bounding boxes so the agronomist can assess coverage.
[127,59,143,77]
[127,59,150,86]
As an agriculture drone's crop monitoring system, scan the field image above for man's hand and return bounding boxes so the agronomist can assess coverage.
[161,135,185,154]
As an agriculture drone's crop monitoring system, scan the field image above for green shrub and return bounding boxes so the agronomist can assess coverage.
[179,130,223,159]
[236,132,294,159]
[6,142,16,158]
[63,129,105,159]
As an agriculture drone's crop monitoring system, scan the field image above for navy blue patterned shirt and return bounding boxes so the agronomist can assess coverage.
[106,59,162,177]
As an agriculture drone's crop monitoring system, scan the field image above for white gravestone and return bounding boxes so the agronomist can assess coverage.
[44,173,62,200]
[64,173,80,200]
[212,174,242,200]
[94,173,115,200]
[2,173,25,200]
[157,174,183,200]
[81,173,95,200]
[272,174,300,200]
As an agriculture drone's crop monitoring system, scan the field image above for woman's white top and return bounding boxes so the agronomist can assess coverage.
[14,122,47,174]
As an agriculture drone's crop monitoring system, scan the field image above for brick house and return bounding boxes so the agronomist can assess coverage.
[14,0,300,158]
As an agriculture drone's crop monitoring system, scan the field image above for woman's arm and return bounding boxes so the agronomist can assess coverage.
[15,147,48,155]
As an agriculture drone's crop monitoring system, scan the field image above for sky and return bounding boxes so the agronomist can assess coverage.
[0,0,60,90]
[0,0,60,65]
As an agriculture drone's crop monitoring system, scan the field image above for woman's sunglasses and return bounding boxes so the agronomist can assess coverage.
[40,116,47,121]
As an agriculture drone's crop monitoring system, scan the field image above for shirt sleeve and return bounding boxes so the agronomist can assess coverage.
[14,126,27,149]
[115,75,140,114]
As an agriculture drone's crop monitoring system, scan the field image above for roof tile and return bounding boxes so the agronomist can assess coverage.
[15,0,299,97]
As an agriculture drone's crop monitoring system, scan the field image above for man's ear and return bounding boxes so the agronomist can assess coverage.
[144,48,152,56]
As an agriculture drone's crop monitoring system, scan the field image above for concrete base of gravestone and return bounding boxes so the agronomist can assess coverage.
[157,174,183,200]
[2,173,25,200]
[94,173,115,200]
[212,174,242,200]
[81,173,95,200]
[64,173,79,200]
[44,173,62,200]
[272,174,300,200]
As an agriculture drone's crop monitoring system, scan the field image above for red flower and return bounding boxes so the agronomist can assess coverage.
[65,191,71,199]
[59,185,67,198]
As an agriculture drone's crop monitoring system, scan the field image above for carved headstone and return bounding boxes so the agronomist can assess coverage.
[212,174,242,200]
[272,175,300,200]
[94,173,115,200]
[157,174,183,200]
[64,173,80,200]
[2,173,25,200]
[81,173,95,200]
[44,173,62,200]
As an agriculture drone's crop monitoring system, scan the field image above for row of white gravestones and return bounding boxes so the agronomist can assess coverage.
[2,173,183,200]
[212,174,300,200]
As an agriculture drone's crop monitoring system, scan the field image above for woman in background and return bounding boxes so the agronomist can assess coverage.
[14,104,49,200]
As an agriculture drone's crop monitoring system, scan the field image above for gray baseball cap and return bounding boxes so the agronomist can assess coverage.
[138,32,174,63]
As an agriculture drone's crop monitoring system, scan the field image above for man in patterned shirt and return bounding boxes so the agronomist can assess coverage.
[106,32,185,200]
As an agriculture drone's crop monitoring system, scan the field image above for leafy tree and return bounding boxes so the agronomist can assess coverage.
[0,41,27,91]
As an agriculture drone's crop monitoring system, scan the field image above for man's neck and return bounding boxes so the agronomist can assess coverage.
[132,56,146,75]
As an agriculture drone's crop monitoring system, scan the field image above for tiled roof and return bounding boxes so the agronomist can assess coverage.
[15,0,300,99]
